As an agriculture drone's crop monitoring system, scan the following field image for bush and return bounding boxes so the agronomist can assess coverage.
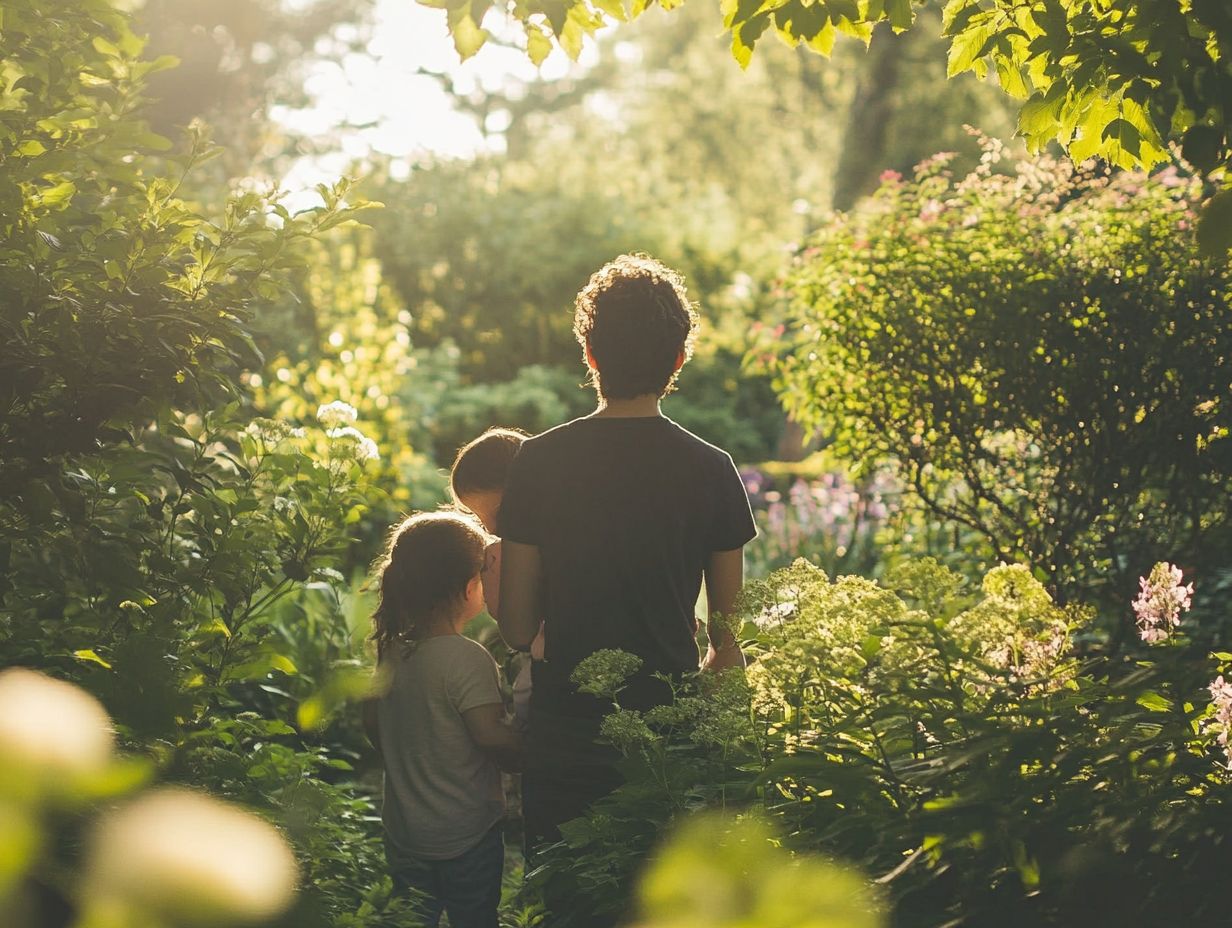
[534,557,1232,927]
[768,144,1232,620]
[0,5,403,924]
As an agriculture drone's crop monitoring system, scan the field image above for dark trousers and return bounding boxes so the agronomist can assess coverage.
[390,826,503,928]
[522,710,623,856]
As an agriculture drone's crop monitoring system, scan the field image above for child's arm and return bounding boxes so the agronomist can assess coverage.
[462,703,523,772]
[701,548,747,672]
[497,540,542,651]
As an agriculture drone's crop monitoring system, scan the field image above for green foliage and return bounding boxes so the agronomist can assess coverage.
[636,816,883,928]
[768,146,1232,614]
[433,0,1232,248]
[536,558,1232,927]
[251,229,448,553]
[0,4,404,924]
[0,668,302,927]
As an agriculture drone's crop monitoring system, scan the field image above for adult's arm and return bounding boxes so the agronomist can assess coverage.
[462,702,523,772]
[361,697,382,755]
[498,539,543,652]
[481,540,502,619]
[701,547,746,672]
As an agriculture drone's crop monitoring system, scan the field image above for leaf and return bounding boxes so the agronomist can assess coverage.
[560,14,586,60]
[1101,117,1145,170]
[1135,691,1172,713]
[1182,124,1225,173]
[947,17,993,77]
[732,13,772,68]
[885,0,913,31]
[592,0,628,20]
[73,649,113,670]
[91,36,121,58]
[448,12,488,60]
[806,18,838,55]
[35,180,76,208]
[297,696,326,731]
[526,24,553,66]
[1196,188,1232,257]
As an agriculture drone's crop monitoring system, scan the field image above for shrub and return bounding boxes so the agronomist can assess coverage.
[0,5,402,924]
[768,145,1232,621]
[535,558,1232,927]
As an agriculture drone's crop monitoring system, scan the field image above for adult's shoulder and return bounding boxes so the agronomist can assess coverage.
[663,418,740,468]
[514,417,593,456]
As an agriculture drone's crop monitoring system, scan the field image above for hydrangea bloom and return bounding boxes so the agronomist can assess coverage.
[326,426,380,463]
[316,401,357,428]
[1132,562,1194,644]
[1207,676,1232,767]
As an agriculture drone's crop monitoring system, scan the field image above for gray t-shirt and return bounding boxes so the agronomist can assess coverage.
[377,635,505,861]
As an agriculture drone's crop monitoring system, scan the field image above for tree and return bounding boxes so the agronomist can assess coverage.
[430,0,1232,249]
[136,0,375,183]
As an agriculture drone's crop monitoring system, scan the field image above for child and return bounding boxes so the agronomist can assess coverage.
[495,254,757,863]
[450,427,544,729]
[364,511,520,928]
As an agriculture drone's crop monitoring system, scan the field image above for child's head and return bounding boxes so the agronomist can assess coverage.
[450,427,526,533]
[371,511,487,656]
[573,253,699,402]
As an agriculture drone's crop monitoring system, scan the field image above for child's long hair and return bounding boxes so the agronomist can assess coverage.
[450,427,527,500]
[371,511,487,659]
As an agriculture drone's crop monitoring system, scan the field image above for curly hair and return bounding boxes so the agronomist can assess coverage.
[573,254,700,401]
[370,511,486,659]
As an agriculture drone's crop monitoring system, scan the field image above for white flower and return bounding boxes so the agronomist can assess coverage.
[0,668,114,788]
[316,401,357,428]
[326,425,380,463]
[85,788,298,925]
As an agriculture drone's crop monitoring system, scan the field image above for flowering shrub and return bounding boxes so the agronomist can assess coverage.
[742,463,894,579]
[1132,561,1194,644]
[768,144,1232,617]
[535,557,1232,927]
[0,6,405,924]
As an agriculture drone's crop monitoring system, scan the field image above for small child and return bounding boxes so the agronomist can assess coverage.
[450,427,544,729]
[364,511,520,928]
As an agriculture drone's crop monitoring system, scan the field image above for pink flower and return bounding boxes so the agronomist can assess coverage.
[879,169,902,184]
[1206,675,1232,765]
[1132,562,1194,644]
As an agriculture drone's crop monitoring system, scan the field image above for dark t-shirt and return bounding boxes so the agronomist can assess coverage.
[499,415,757,719]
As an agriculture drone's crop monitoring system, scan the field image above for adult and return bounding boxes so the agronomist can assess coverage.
[496,254,757,859]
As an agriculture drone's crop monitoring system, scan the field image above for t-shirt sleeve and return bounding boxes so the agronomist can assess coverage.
[498,444,543,545]
[448,642,503,714]
[710,452,758,551]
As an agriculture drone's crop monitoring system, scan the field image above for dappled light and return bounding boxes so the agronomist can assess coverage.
[1,1,1230,927]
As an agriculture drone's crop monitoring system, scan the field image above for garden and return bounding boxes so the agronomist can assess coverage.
[1,1,1230,927]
